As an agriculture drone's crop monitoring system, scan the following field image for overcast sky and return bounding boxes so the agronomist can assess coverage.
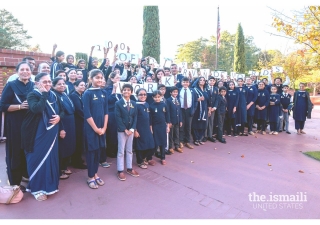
[1,0,315,64]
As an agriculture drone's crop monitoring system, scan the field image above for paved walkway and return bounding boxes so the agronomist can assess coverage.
[1,107,320,219]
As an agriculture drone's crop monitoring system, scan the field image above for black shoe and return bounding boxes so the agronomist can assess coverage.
[193,141,200,146]
[242,133,248,136]
[279,130,282,133]
[218,138,226,144]
[165,151,172,155]
[286,131,291,134]
[19,185,26,193]
[208,137,216,142]
[72,163,87,169]
[202,137,207,142]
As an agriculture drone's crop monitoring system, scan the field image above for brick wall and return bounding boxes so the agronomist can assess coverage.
[0,48,51,97]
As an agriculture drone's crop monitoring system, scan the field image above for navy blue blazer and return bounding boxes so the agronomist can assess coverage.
[207,85,219,108]
[115,98,137,132]
[178,87,198,117]
[214,95,227,114]
[166,96,182,125]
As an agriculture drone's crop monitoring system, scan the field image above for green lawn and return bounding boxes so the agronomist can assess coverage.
[303,151,320,162]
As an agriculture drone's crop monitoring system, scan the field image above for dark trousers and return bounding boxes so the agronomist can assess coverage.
[59,157,70,175]
[169,124,180,149]
[136,149,154,164]
[257,119,266,131]
[216,113,225,141]
[6,149,28,185]
[180,108,193,144]
[226,117,237,135]
[238,123,245,133]
[156,146,166,160]
[192,129,205,141]
[247,115,254,132]
[270,122,278,132]
[99,147,107,163]
[295,120,305,130]
[71,147,83,166]
[86,149,101,178]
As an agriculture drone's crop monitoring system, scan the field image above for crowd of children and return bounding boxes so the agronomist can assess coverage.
[0,44,314,201]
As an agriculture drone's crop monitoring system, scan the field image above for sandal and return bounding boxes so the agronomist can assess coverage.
[161,160,166,165]
[60,174,69,180]
[95,177,105,186]
[138,163,148,169]
[87,179,98,189]
[64,169,72,175]
[34,193,47,201]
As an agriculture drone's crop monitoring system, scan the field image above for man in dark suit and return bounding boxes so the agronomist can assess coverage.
[178,77,198,149]
[206,76,219,142]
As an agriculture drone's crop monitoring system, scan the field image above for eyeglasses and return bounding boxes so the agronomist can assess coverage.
[138,94,147,96]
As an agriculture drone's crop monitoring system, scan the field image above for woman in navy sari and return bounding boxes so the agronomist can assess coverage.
[255,82,270,135]
[0,62,34,190]
[236,78,248,136]
[21,73,63,201]
[191,77,209,146]
[52,78,76,179]
[226,81,239,137]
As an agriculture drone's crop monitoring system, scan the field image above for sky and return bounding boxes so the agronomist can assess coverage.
[1,0,316,66]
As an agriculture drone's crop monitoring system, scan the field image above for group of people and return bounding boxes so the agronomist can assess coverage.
[0,45,314,202]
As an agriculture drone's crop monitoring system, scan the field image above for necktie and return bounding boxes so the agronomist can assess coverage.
[184,89,188,109]
[127,101,130,111]
[175,98,178,105]
[211,87,213,94]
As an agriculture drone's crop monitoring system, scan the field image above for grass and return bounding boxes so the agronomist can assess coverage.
[303,151,320,162]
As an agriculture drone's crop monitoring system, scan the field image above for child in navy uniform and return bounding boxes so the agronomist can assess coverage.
[268,85,281,135]
[149,91,170,165]
[115,84,138,181]
[279,85,292,134]
[134,88,156,168]
[167,87,182,153]
[213,86,228,143]
[83,69,108,189]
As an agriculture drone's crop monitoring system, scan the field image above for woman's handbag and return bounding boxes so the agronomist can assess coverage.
[0,185,23,204]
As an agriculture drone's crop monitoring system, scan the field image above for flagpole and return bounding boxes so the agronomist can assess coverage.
[215,6,219,70]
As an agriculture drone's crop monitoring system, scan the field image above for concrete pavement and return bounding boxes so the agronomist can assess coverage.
[0,106,320,219]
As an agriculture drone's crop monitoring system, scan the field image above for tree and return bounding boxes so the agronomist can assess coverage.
[0,9,32,49]
[142,6,160,63]
[75,52,88,64]
[233,23,246,73]
[283,52,312,89]
[270,6,320,65]
[176,37,208,65]
[175,31,260,73]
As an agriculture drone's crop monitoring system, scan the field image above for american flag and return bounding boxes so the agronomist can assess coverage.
[217,7,221,49]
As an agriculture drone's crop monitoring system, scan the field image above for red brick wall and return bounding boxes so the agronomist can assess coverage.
[0,48,51,97]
